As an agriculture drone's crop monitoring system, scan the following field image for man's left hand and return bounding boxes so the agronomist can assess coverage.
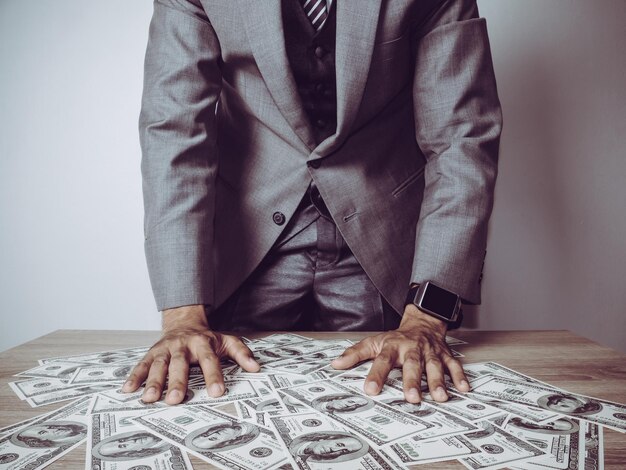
[331,304,470,403]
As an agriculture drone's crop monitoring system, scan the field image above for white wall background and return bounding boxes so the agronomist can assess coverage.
[1,1,625,353]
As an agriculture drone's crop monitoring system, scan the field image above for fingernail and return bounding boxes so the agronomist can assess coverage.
[122,380,132,391]
[168,390,181,402]
[146,386,157,397]
[365,381,378,395]
[436,386,447,398]
[408,387,419,398]
[209,383,223,397]
[460,380,470,390]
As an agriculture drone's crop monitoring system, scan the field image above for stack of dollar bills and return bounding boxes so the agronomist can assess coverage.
[2,333,623,469]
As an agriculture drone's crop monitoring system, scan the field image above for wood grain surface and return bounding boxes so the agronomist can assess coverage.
[1,329,624,469]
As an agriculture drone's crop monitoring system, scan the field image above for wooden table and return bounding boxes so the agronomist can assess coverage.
[1,330,625,468]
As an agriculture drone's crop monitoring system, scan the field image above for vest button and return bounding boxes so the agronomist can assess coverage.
[308,160,321,169]
[314,46,326,58]
[272,212,286,225]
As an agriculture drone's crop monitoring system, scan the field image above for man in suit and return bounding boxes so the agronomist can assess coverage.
[123,0,502,406]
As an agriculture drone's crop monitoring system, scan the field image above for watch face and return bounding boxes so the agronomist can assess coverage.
[421,283,458,320]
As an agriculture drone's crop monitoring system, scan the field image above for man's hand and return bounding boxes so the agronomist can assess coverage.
[331,304,469,403]
[122,305,260,405]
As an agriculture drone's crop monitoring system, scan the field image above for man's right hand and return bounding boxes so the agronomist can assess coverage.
[122,305,260,405]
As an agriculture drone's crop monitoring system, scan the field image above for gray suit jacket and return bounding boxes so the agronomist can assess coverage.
[139,0,502,315]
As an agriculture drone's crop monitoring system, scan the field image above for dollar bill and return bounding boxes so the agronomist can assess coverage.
[68,364,133,384]
[382,434,481,465]
[0,397,90,470]
[424,391,504,423]
[87,411,193,470]
[26,382,121,407]
[269,411,396,469]
[446,335,468,346]
[281,380,434,445]
[469,376,626,432]
[463,392,558,423]
[0,417,39,438]
[460,362,565,391]
[91,380,266,413]
[133,405,287,470]
[9,377,77,400]
[14,361,89,380]
[254,340,352,366]
[38,346,149,366]
[459,421,546,470]
[258,333,312,345]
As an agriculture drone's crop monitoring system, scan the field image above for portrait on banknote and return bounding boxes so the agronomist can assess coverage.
[91,431,170,460]
[10,421,87,448]
[508,416,579,435]
[311,393,375,414]
[288,431,370,463]
[537,393,602,415]
[184,422,260,452]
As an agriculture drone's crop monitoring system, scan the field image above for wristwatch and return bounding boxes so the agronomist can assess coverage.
[405,281,463,327]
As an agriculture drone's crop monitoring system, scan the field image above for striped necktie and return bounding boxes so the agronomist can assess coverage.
[300,0,329,32]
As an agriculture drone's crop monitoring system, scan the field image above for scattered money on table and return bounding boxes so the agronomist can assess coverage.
[3,333,621,469]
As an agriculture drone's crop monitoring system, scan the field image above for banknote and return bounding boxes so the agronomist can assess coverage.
[38,346,149,366]
[445,335,468,346]
[382,434,481,465]
[26,382,121,407]
[68,364,133,384]
[92,380,266,412]
[469,376,626,432]
[254,340,352,366]
[87,411,193,470]
[257,333,312,345]
[0,396,90,470]
[424,392,504,423]
[281,380,434,445]
[134,405,287,470]
[460,362,564,391]
[463,392,558,423]
[269,411,396,469]
[503,415,585,469]
[9,377,77,400]
[14,360,89,380]
[459,421,546,470]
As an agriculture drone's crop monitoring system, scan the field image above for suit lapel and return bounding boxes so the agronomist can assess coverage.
[239,0,316,151]
[316,0,383,156]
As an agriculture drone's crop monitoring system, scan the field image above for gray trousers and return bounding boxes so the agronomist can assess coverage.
[211,184,401,332]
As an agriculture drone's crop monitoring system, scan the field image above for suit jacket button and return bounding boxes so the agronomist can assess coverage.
[314,46,326,58]
[308,160,321,169]
[272,212,286,225]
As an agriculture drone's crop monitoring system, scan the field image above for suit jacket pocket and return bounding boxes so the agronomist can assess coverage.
[392,166,425,198]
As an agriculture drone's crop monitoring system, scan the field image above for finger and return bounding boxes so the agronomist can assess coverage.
[122,356,152,393]
[331,340,376,370]
[444,356,470,392]
[425,356,448,402]
[402,352,423,403]
[165,349,189,405]
[223,335,260,372]
[195,342,225,397]
[364,348,396,396]
[142,353,170,403]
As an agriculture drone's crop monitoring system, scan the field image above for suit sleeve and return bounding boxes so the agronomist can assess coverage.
[410,0,502,304]
[139,0,221,311]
